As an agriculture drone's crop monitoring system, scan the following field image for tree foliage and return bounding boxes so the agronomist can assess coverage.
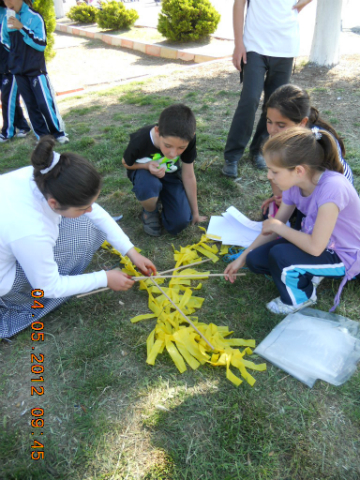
[67,4,98,24]
[33,0,56,61]
[158,0,220,42]
[96,1,139,30]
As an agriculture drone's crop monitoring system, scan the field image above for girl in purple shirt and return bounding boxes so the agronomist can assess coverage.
[224,127,360,314]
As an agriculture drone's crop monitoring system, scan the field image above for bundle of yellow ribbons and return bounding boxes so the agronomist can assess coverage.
[102,233,266,387]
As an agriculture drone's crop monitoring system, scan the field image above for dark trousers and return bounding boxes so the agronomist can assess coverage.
[129,169,192,235]
[224,53,293,164]
[15,74,65,139]
[0,74,30,138]
[246,239,345,306]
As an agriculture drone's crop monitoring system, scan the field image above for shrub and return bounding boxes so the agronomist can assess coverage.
[33,0,56,61]
[96,1,139,30]
[158,0,220,42]
[67,4,98,24]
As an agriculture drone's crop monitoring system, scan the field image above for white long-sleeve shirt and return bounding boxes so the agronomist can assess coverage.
[0,166,134,298]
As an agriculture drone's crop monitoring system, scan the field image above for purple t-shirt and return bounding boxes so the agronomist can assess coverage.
[282,170,360,281]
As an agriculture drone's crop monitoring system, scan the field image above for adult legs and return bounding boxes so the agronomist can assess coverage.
[223,52,267,175]
[246,240,345,306]
[249,56,294,157]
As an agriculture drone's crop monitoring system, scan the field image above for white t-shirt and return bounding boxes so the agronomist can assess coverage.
[243,0,300,57]
[0,166,134,298]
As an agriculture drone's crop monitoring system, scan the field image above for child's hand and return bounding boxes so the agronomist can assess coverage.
[262,218,281,236]
[224,254,247,283]
[261,195,282,215]
[127,249,157,276]
[106,270,134,291]
[8,17,23,30]
[148,161,166,178]
[191,213,207,224]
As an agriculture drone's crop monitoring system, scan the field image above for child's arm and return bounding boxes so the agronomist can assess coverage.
[262,202,339,256]
[181,163,207,224]
[1,16,10,50]
[122,158,165,179]
[224,201,295,282]
[7,15,46,52]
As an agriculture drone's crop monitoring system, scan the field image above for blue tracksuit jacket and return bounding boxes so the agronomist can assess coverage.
[1,2,47,76]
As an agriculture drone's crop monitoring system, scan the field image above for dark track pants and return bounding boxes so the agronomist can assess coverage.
[0,73,30,138]
[246,239,345,306]
[15,74,65,139]
[224,53,293,164]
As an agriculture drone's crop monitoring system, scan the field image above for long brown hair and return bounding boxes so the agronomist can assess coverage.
[267,84,346,157]
[263,127,344,176]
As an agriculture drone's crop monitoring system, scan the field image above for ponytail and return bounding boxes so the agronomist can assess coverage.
[263,127,344,176]
[308,106,346,157]
[32,136,102,209]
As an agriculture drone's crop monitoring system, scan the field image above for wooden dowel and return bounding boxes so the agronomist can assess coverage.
[134,273,246,281]
[149,277,215,350]
[158,258,212,275]
[77,272,246,298]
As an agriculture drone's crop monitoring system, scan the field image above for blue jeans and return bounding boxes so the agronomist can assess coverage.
[224,52,293,164]
[129,169,192,235]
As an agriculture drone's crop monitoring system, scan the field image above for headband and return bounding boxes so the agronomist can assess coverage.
[40,151,61,175]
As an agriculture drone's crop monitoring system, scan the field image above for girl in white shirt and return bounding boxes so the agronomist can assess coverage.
[0,136,156,338]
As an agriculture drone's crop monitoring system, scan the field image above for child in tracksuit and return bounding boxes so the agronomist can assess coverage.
[0,0,30,142]
[1,0,68,143]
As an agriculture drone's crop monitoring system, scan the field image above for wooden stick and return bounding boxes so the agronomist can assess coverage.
[149,277,215,350]
[158,258,212,275]
[76,272,246,298]
[134,273,246,281]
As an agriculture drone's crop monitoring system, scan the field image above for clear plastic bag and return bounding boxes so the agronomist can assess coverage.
[254,308,360,387]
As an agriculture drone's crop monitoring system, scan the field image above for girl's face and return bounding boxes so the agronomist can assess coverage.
[265,156,298,191]
[47,192,100,218]
[266,108,304,137]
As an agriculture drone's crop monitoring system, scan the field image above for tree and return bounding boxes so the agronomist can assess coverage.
[33,0,57,61]
[309,0,343,67]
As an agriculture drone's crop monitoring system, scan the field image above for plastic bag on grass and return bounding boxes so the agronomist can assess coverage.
[254,308,360,387]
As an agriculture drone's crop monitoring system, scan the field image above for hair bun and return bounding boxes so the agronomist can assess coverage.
[31,135,56,172]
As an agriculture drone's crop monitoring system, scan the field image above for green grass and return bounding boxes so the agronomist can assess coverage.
[0,64,360,480]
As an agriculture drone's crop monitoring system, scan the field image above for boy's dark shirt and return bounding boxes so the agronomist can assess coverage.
[123,125,197,179]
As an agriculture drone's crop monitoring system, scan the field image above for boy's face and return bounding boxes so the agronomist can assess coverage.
[158,135,189,160]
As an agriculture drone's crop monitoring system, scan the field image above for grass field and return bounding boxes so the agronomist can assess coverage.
[0,59,359,480]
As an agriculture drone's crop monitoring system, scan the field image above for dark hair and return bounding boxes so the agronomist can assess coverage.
[158,104,196,142]
[267,84,345,157]
[263,127,344,177]
[0,1,5,8]
[32,136,102,209]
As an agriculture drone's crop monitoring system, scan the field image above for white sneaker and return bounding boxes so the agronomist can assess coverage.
[0,134,9,143]
[266,290,317,315]
[56,136,69,144]
[312,276,324,287]
[16,129,30,138]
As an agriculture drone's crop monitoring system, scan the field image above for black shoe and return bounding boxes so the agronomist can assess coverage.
[222,162,238,178]
[251,153,267,170]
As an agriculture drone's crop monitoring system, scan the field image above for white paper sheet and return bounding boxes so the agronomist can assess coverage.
[206,206,262,247]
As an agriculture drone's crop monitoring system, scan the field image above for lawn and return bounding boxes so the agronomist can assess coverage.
[0,57,359,480]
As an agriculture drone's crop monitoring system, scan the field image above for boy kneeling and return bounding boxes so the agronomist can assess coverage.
[122,104,206,236]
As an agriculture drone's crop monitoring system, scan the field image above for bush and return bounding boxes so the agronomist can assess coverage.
[33,0,56,61]
[67,4,98,24]
[158,0,220,42]
[96,1,139,30]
